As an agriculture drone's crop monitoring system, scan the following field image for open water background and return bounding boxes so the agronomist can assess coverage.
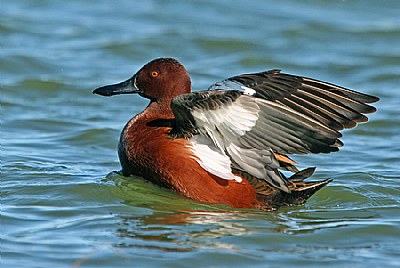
[2,1,400,267]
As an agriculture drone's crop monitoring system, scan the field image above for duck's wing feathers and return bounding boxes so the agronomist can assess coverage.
[209,69,379,131]
[170,71,378,192]
[170,90,290,191]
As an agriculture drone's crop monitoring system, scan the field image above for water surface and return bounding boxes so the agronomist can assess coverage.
[2,1,400,267]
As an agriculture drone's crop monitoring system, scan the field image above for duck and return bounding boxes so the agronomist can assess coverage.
[93,58,379,210]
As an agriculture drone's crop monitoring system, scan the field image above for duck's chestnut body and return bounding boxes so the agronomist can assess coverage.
[94,58,378,210]
[118,101,261,208]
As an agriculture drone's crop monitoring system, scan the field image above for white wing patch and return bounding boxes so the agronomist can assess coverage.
[192,96,259,137]
[189,135,242,182]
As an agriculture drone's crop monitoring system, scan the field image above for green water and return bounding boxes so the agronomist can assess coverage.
[2,1,400,267]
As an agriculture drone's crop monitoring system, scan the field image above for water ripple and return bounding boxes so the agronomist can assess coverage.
[2,0,400,267]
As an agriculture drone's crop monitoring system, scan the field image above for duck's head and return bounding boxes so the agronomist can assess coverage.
[93,58,191,102]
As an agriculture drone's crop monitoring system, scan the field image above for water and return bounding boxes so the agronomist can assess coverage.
[2,1,400,267]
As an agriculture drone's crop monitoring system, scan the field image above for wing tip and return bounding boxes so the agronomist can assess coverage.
[363,95,380,104]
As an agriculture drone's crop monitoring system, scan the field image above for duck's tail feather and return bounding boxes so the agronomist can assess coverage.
[236,167,332,210]
[288,167,316,182]
[272,177,332,207]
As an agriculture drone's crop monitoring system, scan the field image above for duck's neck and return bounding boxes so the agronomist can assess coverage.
[141,99,174,120]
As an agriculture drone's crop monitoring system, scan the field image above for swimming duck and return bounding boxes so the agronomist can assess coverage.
[93,58,378,210]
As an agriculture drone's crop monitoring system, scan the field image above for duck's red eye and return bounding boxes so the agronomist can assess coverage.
[150,71,159,77]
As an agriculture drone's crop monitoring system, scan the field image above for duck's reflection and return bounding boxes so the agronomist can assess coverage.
[115,209,259,252]
[107,171,262,251]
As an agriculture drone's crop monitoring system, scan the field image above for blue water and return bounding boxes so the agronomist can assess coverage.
[2,1,400,267]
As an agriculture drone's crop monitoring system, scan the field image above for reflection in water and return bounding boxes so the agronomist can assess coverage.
[113,204,397,256]
[115,210,257,252]
[107,172,261,252]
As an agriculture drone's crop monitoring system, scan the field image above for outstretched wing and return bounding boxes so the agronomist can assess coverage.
[209,69,378,132]
[170,70,378,192]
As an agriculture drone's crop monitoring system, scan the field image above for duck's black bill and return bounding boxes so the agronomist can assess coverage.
[93,75,140,96]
